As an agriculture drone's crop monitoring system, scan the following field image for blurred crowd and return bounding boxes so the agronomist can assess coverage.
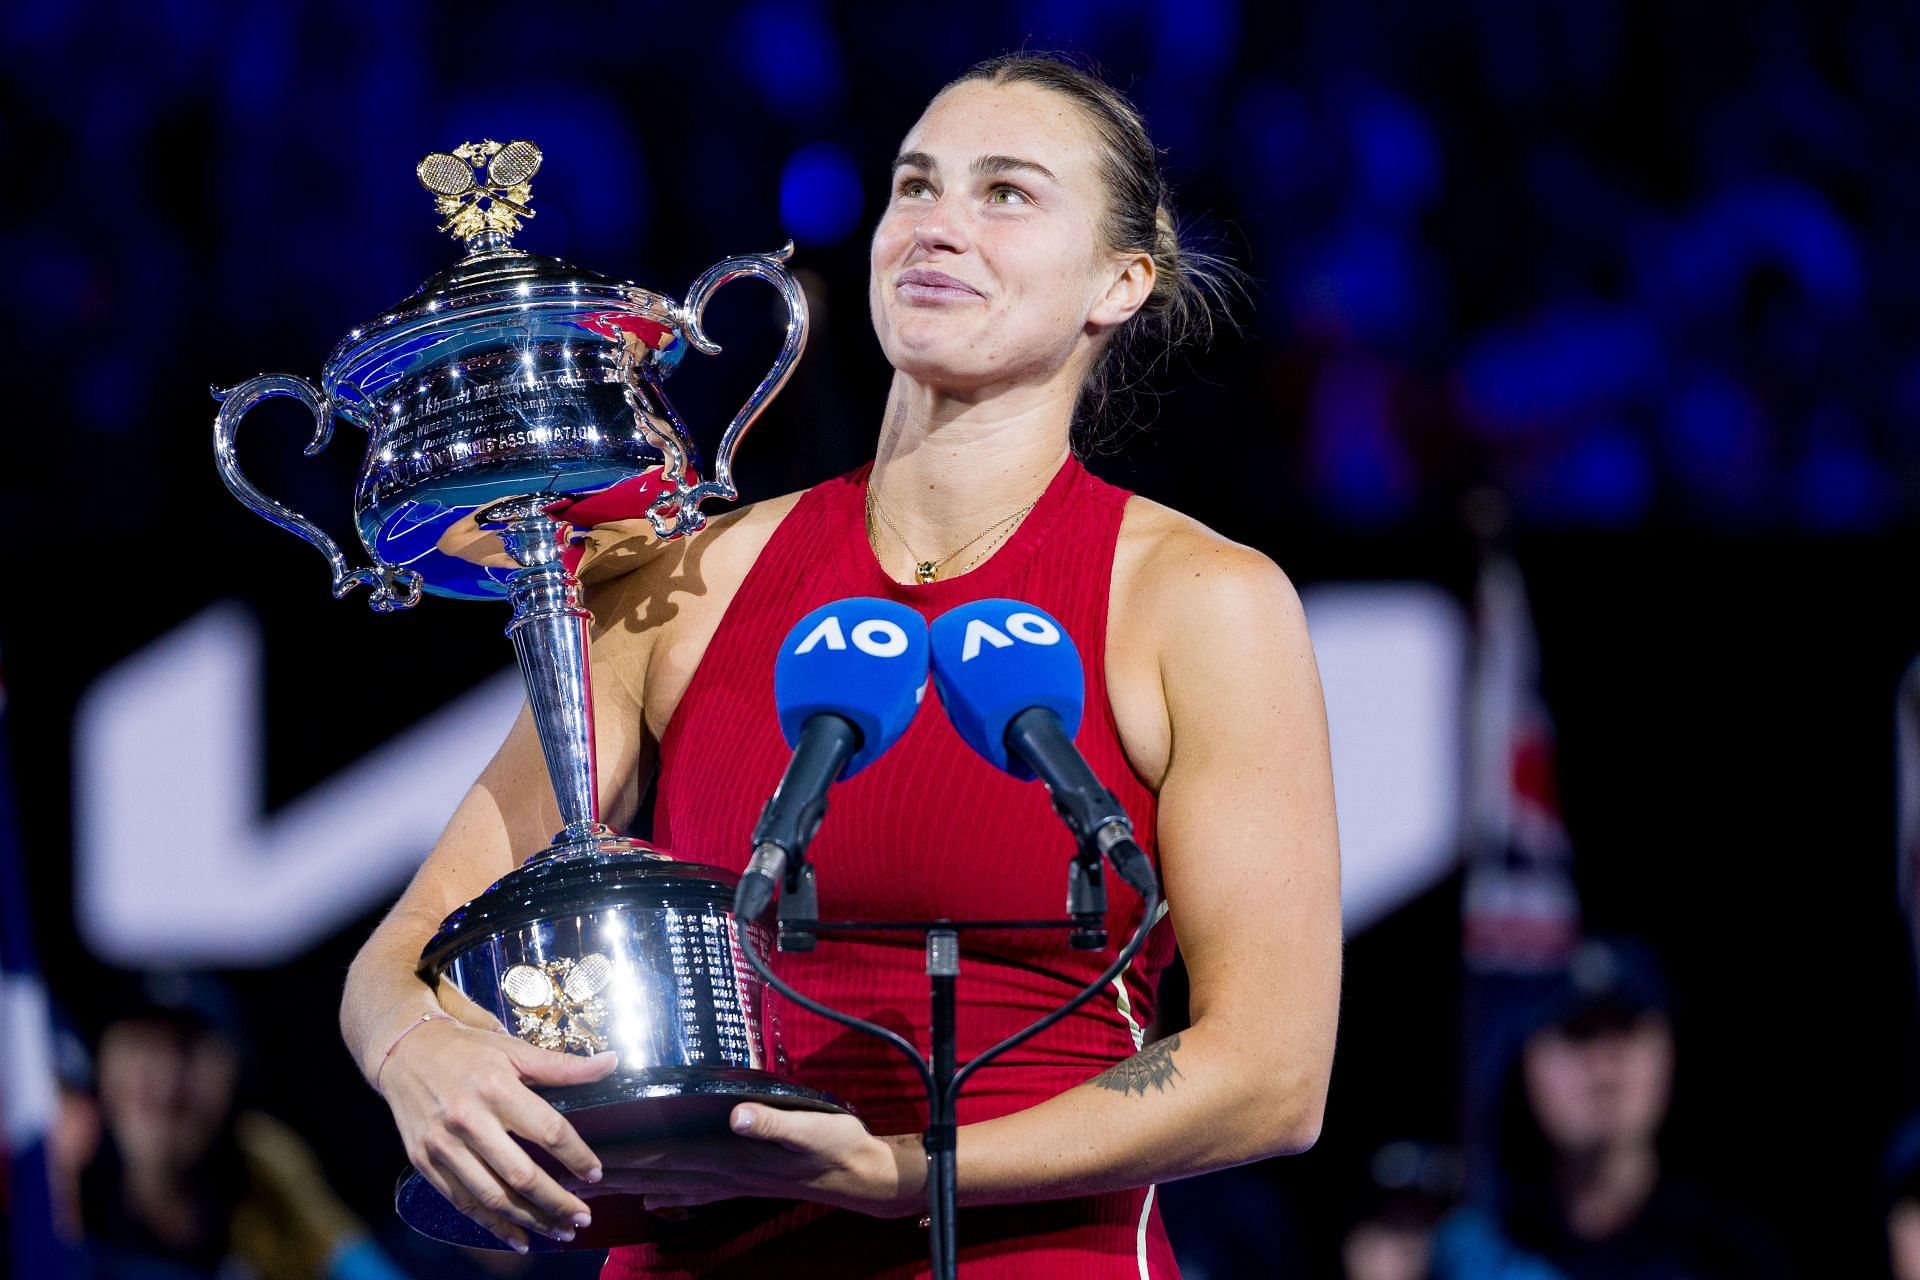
[33,972,601,1280]
[1163,933,1920,1280]
[26,938,1919,1279]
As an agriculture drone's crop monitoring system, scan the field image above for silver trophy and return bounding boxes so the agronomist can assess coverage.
[213,140,842,1249]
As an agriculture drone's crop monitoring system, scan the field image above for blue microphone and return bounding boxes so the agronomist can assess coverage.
[734,598,929,926]
[929,600,1159,904]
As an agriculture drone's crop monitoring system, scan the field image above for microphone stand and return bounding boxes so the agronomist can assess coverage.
[736,880,1162,1280]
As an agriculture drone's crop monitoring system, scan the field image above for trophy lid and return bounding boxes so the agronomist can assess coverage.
[322,139,684,424]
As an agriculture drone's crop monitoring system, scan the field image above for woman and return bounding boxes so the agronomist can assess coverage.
[83,976,412,1280]
[340,53,1342,1278]
[1430,939,1787,1280]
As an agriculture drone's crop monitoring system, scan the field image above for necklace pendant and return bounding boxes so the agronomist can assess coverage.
[915,561,938,584]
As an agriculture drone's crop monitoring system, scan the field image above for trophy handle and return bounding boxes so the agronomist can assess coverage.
[211,374,424,612]
[651,242,810,538]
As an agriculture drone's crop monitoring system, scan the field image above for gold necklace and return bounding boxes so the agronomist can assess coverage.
[865,482,1039,584]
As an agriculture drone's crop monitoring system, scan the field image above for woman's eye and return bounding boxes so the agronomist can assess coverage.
[897,178,932,199]
[987,184,1030,205]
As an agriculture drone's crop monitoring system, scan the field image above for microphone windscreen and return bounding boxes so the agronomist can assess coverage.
[774,598,929,777]
[928,599,1084,779]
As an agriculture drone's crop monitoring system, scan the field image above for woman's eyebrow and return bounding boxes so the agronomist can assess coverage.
[972,154,1057,183]
[889,151,1059,184]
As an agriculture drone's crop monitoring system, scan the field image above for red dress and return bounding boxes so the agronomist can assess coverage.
[602,458,1181,1279]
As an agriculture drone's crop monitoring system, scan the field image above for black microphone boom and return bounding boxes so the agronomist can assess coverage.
[733,714,863,923]
[1002,707,1160,899]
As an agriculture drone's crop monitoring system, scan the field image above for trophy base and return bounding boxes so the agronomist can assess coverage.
[395,1067,848,1251]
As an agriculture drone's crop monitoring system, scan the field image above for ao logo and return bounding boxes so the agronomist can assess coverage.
[960,611,1060,662]
[793,613,911,658]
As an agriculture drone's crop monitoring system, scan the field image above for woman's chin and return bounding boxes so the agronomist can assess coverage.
[886,356,1000,397]
[881,332,1009,388]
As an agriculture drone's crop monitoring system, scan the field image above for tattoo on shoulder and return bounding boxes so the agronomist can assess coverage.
[1090,1033,1184,1097]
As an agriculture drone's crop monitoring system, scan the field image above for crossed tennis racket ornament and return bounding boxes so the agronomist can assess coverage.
[417,137,544,239]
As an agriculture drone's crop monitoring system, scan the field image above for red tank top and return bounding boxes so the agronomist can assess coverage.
[603,457,1181,1280]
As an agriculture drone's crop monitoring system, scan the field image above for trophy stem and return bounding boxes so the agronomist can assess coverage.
[486,499,602,852]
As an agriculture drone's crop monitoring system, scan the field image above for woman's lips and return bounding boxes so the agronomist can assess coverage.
[896,268,982,303]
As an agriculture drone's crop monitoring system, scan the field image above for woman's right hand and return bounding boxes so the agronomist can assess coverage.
[377,1017,618,1252]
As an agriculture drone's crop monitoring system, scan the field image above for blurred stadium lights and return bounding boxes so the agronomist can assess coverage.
[1544,427,1657,524]
[1459,307,1666,440]
[1651,180,1863,319]
[739,0,844,116]
[1793,429,1891,531]
[1340,78,1443,213]
[1659,369,1775,519]
[781,142,864,247]
[1307,356,1419,522]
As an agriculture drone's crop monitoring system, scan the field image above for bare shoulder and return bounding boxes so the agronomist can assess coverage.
[1105,496,1309,790]
[579,491,807,628]
[578,489,810,741]
[1113,495,1306,644]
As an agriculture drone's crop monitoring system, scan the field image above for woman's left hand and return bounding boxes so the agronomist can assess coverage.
[592,1105,926,1219]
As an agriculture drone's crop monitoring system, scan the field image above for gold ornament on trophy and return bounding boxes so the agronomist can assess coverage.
[416,138,544,240]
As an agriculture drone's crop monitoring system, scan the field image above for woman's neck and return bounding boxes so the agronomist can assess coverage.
[867,374,1074,559]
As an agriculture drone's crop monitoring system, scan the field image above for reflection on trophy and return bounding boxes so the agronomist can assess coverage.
[211,139,842,1248]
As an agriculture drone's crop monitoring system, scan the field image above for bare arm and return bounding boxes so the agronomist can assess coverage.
[941,537,1341,1200]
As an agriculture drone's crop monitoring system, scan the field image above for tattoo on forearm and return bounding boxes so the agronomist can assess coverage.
[1090,1033,1184,1097]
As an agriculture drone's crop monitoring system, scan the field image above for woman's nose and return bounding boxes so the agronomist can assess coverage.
[912,209,968,255]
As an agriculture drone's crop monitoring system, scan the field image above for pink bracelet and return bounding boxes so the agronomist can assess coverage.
[375,1012,456,1091]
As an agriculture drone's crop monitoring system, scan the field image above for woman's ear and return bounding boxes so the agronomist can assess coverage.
[1089,252,1155,330]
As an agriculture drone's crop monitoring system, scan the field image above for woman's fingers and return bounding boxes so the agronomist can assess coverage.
[419,1141,538,1253]
[463,1102,596,1235]
[441,1128,583,1243]
[460,1136,587,1235]
[729,1102,834,1150]
[506,1039,619,1088]
[385,1028,607,1242]
[493,1081,604,1186]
